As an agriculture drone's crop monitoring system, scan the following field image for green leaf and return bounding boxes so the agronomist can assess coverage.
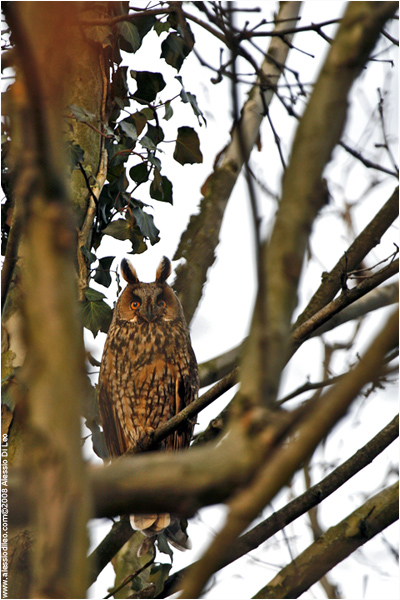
[130,163,149,184]
[146,123,165,146]
[150,169,173,204]
[94,256,115,288]
[119,120,138,141]
[148,154,162,171]
[102,219,132,241]
[107,162,127,183]
[139,136,157,151]
[154,536,173,561]
[148,560,172,595]
[131,111,148,136]
[174,126,203,165]
[185,92,207,126]
[104,124,120,141]
[68,104,96,123]
[134,13,157,40]
[161,32,192,71]
[140,107,156,121]
[175,76,206,126]
[80,245,97,265]
[84,287,107,302]
[112,67,130,108]
[128,230,148,255]
[117,21,141,53]
[66,141,84,171]
[154,20,171,36]
[81,289,112,337]
[86,25,112,47]
[164,101,173,121]
[132,206,160,245]
[131,71,166,104]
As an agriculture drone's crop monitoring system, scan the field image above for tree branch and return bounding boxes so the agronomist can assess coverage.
[253,482,399,598]
[87,516,135,587]
[159,414,399,597]
[172,2,302,324]
[292,258,398,352]
[4,4,92,597]
[198,281,398,389]
[149,367,238,449]
[238,2,399,410]
[294,186,399,329]
[339,140,398,177]
[308,280,398,338]
[177,308,398,598]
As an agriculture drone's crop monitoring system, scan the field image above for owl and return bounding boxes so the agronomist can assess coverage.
[98,256,198,548]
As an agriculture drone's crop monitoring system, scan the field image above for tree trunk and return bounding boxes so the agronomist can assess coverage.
[2,2,112,597]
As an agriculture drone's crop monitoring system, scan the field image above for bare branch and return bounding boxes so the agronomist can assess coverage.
[253,482,398,598]
[309,280,398,337]
[292,258,398,352]
[160,414,399,597]
[239,3,399,410]
[177,308,398,598]
[198,281,398,389]
[173,2,302,324]
[339,140,398,177]
[294,186,399,329]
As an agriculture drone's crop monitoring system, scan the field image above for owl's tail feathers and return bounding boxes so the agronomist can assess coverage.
[130,514,191,556]
[165,515,191,551]
[130,513,171,534]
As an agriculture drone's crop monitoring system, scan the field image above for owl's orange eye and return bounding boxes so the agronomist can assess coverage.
[157,299,166,308]
[130,300,141,310]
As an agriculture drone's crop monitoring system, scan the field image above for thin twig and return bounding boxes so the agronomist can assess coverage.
[292,258,399,352]
[104,557,154,599]
[340,140,398,177]
[76,53,109,301]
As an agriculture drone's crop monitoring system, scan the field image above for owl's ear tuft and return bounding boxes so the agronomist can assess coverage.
[156,256,171,283]
[121,259,139,284]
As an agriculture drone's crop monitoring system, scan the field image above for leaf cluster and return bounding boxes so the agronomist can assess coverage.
[52,7,206,337]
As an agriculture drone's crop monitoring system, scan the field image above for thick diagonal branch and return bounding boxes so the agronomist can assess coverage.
[177,302,397,599]
[239,2,399,410]
[159,414,398,597]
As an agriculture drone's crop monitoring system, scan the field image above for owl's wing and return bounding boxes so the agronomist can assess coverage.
[98,385,130,458]
[172,349,199,451]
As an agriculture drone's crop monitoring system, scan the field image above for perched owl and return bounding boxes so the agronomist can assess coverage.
[98,256,198,549]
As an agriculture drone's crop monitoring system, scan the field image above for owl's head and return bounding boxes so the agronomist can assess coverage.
[116,256,183,323]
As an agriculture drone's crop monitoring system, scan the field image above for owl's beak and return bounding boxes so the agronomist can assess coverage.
[144,302,157,322]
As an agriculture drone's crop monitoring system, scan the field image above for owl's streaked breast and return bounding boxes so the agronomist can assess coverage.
[99,315,197,451]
